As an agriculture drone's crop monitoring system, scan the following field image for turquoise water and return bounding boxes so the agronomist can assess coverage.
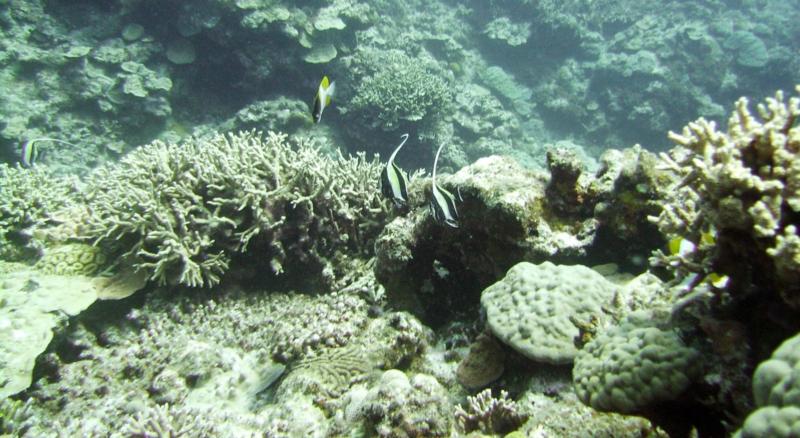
[1,0,799,436]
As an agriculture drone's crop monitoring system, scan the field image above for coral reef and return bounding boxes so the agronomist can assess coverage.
[121,404,219,437]
[0,398,33,436]
[651,86,800,306]
[483,17,530,47]
[735,332,800,437]
[353,369,453,437]
[0,266,99,398]
[0,164,80,261]
[2,0,800,435]
[225,96,311,134]
[346,48,453,135]
[18,284,431,436]
[1,0,174,170]
[454,388,528,435]
[481,261,618,364]
[374,146,666,325]
[3,0,798,175]
[589,145,667,266]
[573,311,701,414]
[515,389,668,438]
[84,131,389,288]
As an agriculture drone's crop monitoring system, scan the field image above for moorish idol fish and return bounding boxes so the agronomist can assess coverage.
[381,133,410,206]
[21,137,78,167]
[429,143,460,228]
[312,76,336,123]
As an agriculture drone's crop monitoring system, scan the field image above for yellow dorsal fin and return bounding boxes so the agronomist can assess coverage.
[700,230,716,246]
[668,237,683,255]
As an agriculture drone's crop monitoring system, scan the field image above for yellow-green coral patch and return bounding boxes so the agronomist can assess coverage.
[35,243,106,276]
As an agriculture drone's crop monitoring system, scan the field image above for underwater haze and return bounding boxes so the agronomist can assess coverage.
[1,0,800,436]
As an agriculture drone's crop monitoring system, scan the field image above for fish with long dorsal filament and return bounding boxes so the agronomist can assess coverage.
[429,143,460,228]
[381,133,410,207]
[21,137,79,167]
[311,76,336,123]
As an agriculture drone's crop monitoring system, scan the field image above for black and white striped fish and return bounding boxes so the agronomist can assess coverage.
[20,139,40,167]
[429,143,460,228]
[311,76,336,123]
[381,133,410,206]
[20,137,77,167]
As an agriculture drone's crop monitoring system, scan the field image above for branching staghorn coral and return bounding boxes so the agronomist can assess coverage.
[0,164,80,261]
[650,86,800,305]
[454,389,528,435]
[349,49,453,132]
[84,131,389,288]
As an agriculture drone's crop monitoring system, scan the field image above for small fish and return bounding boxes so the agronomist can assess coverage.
[706,272,729,288]
[20,137,77,167]
[429,143,460,228]
[312,76,336,123]
[20,139,40,167]
[668,228,716,257]
[669,230,729,290]
[381,133,410,206]
[668,236,696,257]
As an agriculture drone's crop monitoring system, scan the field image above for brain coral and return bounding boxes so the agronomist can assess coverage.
[480,261,617,364]
[34,243,106,276]
[572,311,701,413]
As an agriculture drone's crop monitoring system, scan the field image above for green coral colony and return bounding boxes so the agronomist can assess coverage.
[1,0,800,436]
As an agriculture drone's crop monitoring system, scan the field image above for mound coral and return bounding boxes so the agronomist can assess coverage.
[736,332,800,437]
[349,49,453,132]
[573,311,701,414]
[84,131,389,288]
[481,261,618,364]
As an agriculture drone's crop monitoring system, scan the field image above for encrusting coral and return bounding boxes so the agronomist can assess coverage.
[651,86,800,306]
[83,130,390,288]
[18,281,431,436]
